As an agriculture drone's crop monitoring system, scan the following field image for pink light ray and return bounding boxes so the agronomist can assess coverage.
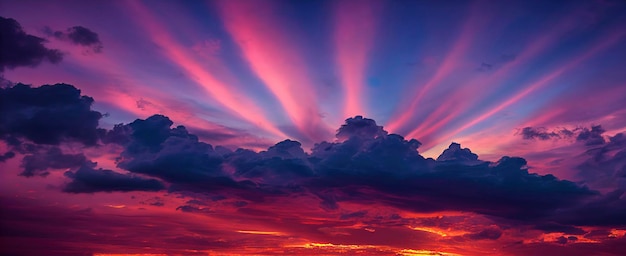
[127,1,287,139]
[215,0,331,141]
[334,0,381,118]
[418,30,625,152]
[384,2,486,134]
[47,39,272,147]
[407,8,623,141]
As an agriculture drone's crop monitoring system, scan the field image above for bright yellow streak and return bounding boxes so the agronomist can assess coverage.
[236,230,284,236]
[287,242,460,255]
[303,243,378,249]
[408,226,448,237]
[398,249,462,256]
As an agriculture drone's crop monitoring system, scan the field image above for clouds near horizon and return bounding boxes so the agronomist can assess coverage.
[1,83,621,230]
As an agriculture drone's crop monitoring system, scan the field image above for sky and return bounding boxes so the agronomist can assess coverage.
[1,0,626,255]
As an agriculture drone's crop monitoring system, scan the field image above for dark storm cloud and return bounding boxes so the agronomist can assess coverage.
[0,17,63,71]
[0,83,103,146]
[45,25,103,53]
[63,162,165,193]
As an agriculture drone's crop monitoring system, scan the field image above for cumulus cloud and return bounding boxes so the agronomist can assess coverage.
[0,16,63,71]
[0,83,104,146]
[436,142,479,162]
[335,115,387,141]
[111,115,232,189]
[2,82,625,229]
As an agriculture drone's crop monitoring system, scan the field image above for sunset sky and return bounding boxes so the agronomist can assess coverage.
[1,0,626,255]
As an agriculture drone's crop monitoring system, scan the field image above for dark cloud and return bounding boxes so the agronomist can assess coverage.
[97,114,600,224]
[436,142,478,162]
[463,227,502,240]
[576,125,606,146]
[303,120,594,222]
[533,223,586,235]
[142,197,165,206]
[111,115,233,190]
[577,132,626,190]
[1,82,622,230]
[0,151,15,162]
[176,205,212,214]
[225,140,313,186]
[45,25,103,53]
[519,127,562,140]
[339,210,368,220]
[556,189,626,226]
[556,236,568,244]
[20,147,87,177]
[335,115,387,141]
[0,16,63,71]
[518,125,607,145]
[0,83,103,146]
[63,162,165,193]
[65,26,103,52]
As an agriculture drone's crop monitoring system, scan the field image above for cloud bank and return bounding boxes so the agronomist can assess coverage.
[2,83,625,230]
